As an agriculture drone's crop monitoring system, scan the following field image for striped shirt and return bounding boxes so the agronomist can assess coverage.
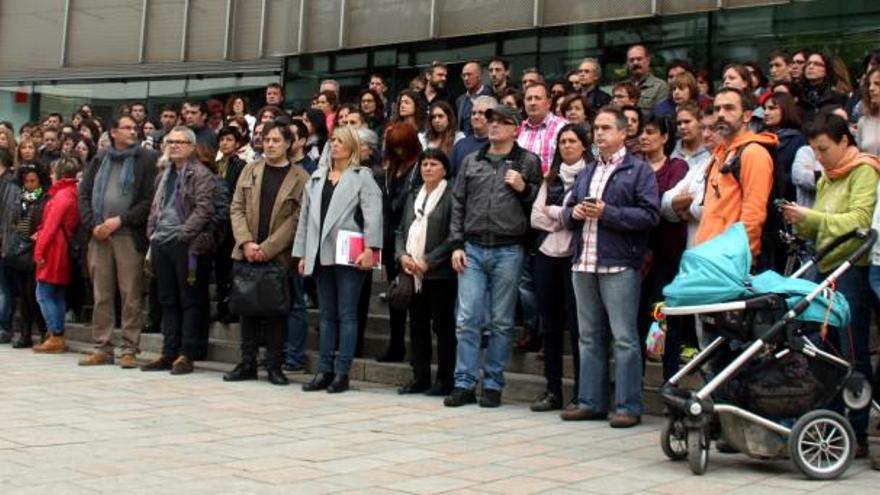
[574,148,628,274]
[517,113,567,174]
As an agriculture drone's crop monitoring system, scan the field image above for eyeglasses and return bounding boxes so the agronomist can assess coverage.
[165,139,192,146]
[471,110,486,116]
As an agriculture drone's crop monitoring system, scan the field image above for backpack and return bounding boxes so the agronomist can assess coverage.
[718,141,783,273]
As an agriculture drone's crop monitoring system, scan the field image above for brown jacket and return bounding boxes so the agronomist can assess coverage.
[147,158,217,254]
[229,158,309,268]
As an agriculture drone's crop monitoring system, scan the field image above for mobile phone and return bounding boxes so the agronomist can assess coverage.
[582,197,598,204]
[773,198,792,208]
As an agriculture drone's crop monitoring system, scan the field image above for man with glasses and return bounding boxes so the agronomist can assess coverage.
[141,126,218,375]
[446,104,542,408]
[78,115,158,368]
[456,59,494,135]
[450,96,497,180]
[578,58,611,110]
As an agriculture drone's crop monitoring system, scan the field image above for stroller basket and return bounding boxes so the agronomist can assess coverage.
[724,347,849,418]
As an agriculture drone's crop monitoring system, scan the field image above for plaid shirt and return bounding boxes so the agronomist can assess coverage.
[517,113,566,174]
[574,148,628,274]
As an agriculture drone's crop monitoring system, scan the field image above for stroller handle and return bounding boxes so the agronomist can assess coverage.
[811,228,878,266]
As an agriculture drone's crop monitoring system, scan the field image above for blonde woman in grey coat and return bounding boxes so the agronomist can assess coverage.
[293,126,383,393]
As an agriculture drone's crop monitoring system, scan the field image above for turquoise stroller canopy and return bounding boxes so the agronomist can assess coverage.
[663,223,752,306]
[663,222,851,329]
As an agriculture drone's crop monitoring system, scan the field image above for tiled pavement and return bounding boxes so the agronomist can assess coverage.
[0,346,878,494]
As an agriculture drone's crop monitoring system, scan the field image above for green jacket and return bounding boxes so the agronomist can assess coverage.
[797,164,878,272]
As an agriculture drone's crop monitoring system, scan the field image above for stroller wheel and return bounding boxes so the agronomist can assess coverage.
[788,409,855,480]
[842,375,872,411]
[660,417,688,461]
[687,428,709,475]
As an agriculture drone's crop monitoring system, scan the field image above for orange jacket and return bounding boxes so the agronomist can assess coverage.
[694,131,778,256]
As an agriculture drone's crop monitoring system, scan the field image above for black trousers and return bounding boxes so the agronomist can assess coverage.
[239,315,286,370]
[408,278,457,385]
[213,232,234,312]
[152,240,210,359]
[533,253,579,397]
[12,266,45,338]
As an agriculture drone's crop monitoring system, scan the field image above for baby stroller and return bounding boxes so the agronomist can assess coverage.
[657,223,876,480]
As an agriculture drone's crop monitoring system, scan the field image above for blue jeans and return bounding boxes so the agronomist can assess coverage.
[0,261,12,335]
[828,265,871,441]
[315,265,367,376]
[572,269,643,416]
[454,243,524,391]
[284,272,308,367]
[36,282,66,335]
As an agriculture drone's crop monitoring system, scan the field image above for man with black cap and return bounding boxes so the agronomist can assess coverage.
[445,104,543,408]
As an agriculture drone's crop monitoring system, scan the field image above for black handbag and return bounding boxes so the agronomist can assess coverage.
[228,261,291,317]
[5,232,34,271]
[386,272,415,311]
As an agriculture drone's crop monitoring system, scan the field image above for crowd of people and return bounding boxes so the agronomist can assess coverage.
[1,43,880,466]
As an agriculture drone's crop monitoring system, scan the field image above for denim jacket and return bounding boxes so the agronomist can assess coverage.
[561,152,660,270]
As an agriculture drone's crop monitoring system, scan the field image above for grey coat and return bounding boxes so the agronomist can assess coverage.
[292,166,383,276]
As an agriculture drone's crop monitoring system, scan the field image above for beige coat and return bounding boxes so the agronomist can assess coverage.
[229,158,309,268]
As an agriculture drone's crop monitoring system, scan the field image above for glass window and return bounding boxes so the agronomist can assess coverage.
[0,85,35,134]
[34,81,149,125]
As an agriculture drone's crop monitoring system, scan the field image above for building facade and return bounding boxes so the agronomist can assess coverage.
[0,0,878,128]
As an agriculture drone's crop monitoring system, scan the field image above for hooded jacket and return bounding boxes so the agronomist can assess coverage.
[694,131,778,257]
[34,179,79,285]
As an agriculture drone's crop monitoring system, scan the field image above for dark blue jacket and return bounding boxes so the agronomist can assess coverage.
[561,152,660,270]
[450,134,488,180]
[774,128,807,201]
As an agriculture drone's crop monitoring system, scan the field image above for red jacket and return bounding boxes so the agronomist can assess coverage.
[34,179,79,285]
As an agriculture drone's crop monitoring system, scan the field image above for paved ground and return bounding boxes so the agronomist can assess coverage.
[0,346,878,494]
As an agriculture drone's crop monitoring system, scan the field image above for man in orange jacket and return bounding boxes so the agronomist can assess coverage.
[694,87,778,258]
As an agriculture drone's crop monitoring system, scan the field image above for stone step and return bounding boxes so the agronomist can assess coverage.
[207,313,695,386]
[63,323,698,414]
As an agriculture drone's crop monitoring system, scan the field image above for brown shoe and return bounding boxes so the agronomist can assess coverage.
[118,354,138,369]
[140,355,175,371]
[79,351,114,366]
[33,335,66,354]
[609,413,641,428]
[560,408,608,421]
[170,356,194,375]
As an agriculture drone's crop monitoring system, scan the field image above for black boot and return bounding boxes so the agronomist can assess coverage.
[266,369,290,386]
[327,374,350,393]
[302,372,335,392]
[223,362,258,382]
[398,378,430,395]
[12,328,32,349]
